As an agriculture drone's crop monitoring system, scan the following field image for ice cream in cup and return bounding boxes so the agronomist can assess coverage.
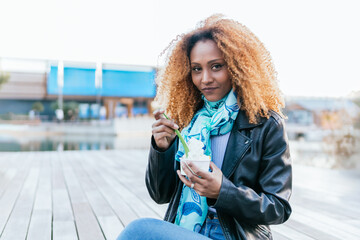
[180,138,211,176]
[161,113,210,175]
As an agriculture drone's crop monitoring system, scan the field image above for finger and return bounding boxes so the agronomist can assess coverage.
[186,161,210,180]
[178,167,207,197]
[209,161,219,172]
[177,170,193,188]
[181,161,206,184]
[185,161,201,176]
[153,132,173,141]
[153,109,165,120]
[152,118,179,130]
[180,162,197,181]
[152,124,176,136]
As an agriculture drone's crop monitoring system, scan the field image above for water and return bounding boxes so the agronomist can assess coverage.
[0,134,150,152]
[0,134,115,151]
[0,140,113,151]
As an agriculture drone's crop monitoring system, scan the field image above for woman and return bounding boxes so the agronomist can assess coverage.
[117,14,292,240]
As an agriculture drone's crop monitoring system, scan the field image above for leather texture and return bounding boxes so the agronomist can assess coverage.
[145,110,292,240]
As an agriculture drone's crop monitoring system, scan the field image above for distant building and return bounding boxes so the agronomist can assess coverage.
[0,58,157,120]
[284,96,360,140]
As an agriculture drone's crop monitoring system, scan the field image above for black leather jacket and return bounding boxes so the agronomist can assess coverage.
[146,110,292,240]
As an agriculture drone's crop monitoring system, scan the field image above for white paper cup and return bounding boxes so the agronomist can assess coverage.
[180,158,211,176]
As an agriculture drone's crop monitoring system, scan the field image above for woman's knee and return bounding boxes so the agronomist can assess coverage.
[117,218,162,240]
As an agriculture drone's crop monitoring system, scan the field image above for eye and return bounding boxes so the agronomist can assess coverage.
[211,64,224,71]
[192,66,202,72]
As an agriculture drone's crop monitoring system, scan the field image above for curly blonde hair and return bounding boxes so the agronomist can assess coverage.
[155,14,284,129]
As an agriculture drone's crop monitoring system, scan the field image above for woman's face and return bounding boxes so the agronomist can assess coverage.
[190,39,232,102]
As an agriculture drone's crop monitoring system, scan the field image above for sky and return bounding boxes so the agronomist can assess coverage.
[0,0,359,98]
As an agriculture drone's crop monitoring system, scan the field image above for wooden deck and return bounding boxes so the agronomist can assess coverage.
[0,150,359,240]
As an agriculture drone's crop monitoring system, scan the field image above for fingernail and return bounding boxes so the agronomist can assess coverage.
[174,124,179,129]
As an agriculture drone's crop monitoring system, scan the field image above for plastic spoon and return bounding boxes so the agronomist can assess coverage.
[162,113,189,157]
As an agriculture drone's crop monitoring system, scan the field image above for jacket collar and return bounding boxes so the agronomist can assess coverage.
[234,109,266,130]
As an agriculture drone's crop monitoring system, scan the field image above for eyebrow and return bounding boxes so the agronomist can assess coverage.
[191,58,225,65]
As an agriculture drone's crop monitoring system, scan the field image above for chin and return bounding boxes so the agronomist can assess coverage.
[205,96,221,102]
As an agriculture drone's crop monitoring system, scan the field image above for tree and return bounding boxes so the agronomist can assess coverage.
[0,72,10,89]
[51,101,79,121]
[32,101,44,113]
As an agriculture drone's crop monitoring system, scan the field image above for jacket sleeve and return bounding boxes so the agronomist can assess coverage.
[145,136,179,204]
[211,116,292,225]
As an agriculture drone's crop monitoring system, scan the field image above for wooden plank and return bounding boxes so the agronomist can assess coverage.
[290,204,360,239]
[71,156,124,240]
[61,153,105,240]
[53,221,78,240]
[0,153,18,169]
[97,216,124,240]
[0,150,360,239]
[117,150,172,216]
[345,220,360,229]
[78,152,138,226]
[271,230,292,240]
[87,151,167,222]
[122,151,169,216]
[291,192,360,227]
[90,152,160,219]
[0,153,22,198]
[285,219,341,240]
[295,204,360,237]
[1,167,39,240]
[293,166,360,206]
[0,154,32,236]
[52,153,75,222]
[271,224,315,240]
[52,152,78,240]
[26,210,52,240]
[27,154,52,240]
[293,182,360,212]
[0,168,17,198]
[109,151,169,217]
[71,203,105,240]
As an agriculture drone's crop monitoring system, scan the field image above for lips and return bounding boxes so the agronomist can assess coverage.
[202,87,218,93]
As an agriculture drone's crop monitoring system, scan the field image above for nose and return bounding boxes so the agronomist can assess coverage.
[201,69,213,84]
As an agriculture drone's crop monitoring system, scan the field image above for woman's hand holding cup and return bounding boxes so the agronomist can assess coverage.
[177,161,223,199]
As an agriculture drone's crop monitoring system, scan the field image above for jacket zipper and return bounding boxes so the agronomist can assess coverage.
[227,141,251,178]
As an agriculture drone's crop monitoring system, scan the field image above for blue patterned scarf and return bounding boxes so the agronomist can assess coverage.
[174,89,239,231]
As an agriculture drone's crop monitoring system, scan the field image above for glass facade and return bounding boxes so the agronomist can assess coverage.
[47,66,156,97]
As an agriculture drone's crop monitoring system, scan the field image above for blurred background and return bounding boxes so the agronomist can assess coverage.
[0,0,359,169]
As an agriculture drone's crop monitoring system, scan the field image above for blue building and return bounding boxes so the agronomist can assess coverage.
[0,58,157,120]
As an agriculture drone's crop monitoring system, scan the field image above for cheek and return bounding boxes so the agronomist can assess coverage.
[216,72,231,86]
[224,77,232,89]
[222,72,232,87]
[191,75,201,90]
